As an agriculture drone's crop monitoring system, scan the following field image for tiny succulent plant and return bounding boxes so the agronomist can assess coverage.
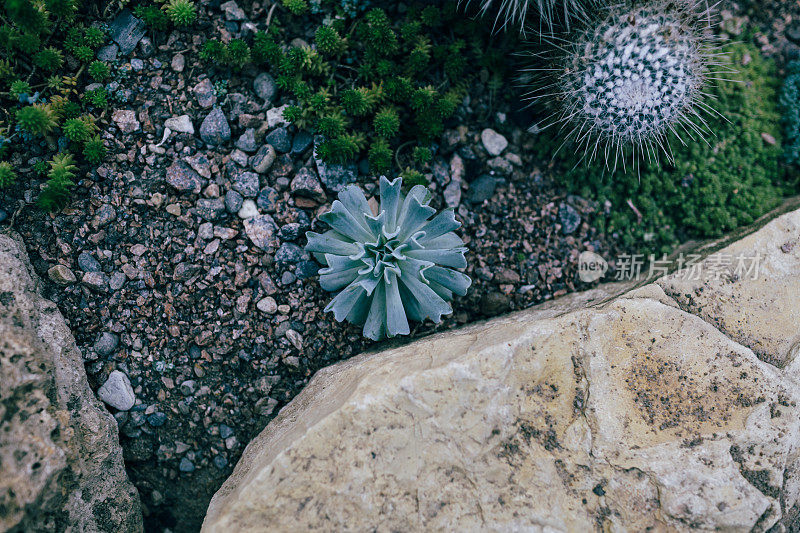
[306,176,471,341]
[525,0,724,170]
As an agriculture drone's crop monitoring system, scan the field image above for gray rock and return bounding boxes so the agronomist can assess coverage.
[164,115,194,135]
[98,370,136,411]
[250,144,277,174]
[81,272,109,292]
[171,52,185,72]
[109,272,127,291]
[443,180,461,208]
[290,167,326,203]
[230,149,249,167]
[291,131,314,154]
[97,43,119,61]
[219,424,234,439]
[48,265,76,285]
[94,332,120,357]
[296,261,320,280]
[238,200,259,219]
[265,127,291,153]
[280,271,296,285]
[109,9,146,55]
[200,107,231,146]
[275,243,309,264]
[256,186,279,213]
[244,215,278,250]
[278,223,302,241]
[137,36,154,57]
[147,412,167,427]
[167,160,206,194]
[179,458,195,472]
[112,109,140,134]
[266,105,288,128]
[315,139,357,192]
[558,203,581,235]
[256,297,278,314]
[184,153,212,179]
[221,0,247,20]
[196,198,226,222]
[94,204,117,227]
[77,251,101,273]
[193,78,217,109]
[253,73,277,103]
[0,232,143,532]
[180,379,197,396]
[468,175,498,204]
[234,171,260,199]
[225,190,244,213]
[481,128,508,156]
[235,128,258,152]
[130,58,144,71]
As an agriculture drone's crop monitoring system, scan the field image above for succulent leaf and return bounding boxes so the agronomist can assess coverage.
[306,176,471,341]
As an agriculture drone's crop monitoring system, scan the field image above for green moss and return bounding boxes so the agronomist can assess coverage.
[780,60,800,165]
[541,42,790,256]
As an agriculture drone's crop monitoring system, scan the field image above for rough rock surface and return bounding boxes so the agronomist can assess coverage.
[203,210,800,532]
[0,231,143,532]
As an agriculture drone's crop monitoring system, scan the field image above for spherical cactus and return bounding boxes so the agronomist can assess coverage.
[464,0,593,31]
[527,1,723,169]
[305,176,472,341]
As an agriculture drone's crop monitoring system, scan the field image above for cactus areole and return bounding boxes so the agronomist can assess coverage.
[306,176,472,341]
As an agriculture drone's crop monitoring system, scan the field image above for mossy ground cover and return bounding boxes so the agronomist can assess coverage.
[536,41,794,256]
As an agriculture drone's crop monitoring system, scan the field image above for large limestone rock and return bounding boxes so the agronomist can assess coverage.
[0,232,143,532]
[203,211,800,532]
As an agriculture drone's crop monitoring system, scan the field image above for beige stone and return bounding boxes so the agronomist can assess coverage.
[203,210,800,532]
[0,231,142,532]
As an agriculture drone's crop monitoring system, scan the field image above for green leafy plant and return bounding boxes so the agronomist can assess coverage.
[16,104,57,137]
[163,0,197,27]
[33,47,64,71]
[1,1,110,211]
[88,60,110,81]
[39,152,77,211]
[82,136,106,164]
[217,3,494,175]
[282,0,308,15]
[0,161,17,187]
[305,176,471,340]
[63,115,97,143]
[780,59,800,165]
[134,4,169,31]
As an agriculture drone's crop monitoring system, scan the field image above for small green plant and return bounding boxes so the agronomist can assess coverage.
[33,47,64,71]
[163,0,197,27]
[16,104,57,137]
[39,152,78,211]
[315,25,346,56]
[63,116,97,143]
[218,3,494,175]
[0,161,17,188]
[134,4,169,31]
[84,87,109,108]
[305,176,471,340]
[282,0,308,15]
[1,1,109,211]
[780,59,800,165]
[10,80,32,99]
[82,136,107,164]
[88,60,110,81]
